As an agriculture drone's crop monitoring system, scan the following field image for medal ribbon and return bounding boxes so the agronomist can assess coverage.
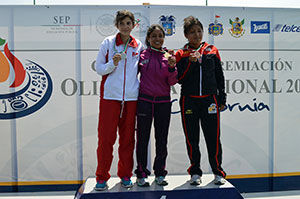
[150,46,166,53]
[188,42,204,62]
[188,42,204,53]
[150,46,172,58]
[113,37,130,54]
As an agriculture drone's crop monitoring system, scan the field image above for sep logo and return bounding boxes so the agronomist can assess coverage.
[0,37,53,119]
[53,16,71,24]
[251,21,270,34]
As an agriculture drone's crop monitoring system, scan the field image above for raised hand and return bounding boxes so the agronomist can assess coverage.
[112,53,122,66]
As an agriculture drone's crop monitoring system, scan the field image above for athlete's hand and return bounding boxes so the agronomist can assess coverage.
[112,53,122,66]
[188,53,198,62]
[168,49,175,56]
[168,56,176,67]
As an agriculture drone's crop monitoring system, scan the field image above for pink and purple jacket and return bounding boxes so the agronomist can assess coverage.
[138,47,178,102]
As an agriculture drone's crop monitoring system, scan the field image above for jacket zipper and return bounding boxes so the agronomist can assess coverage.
[120,41,129,118]
[199,64,202,95]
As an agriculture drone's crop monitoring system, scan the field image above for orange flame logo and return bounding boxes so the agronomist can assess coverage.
[0,37,26,88]
[0,37,53,120]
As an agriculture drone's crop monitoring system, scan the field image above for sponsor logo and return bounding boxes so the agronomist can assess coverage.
[159,15,176,36]
[229,17,245,38]
[96,14,117,36]
[273,24,283,32]
[208,15,223,36]
[185,109,193,114]
[251,21,270,34]
[272,24,300,32]
[53,16,71,25]
[132,51,139,57]
[0,37,53,119]
[42,15,79,34]
[141,59,149,65]
[208,103,217,114]
[133,12,150,34]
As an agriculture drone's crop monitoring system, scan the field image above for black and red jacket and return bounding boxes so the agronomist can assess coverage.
[175,42,226,106]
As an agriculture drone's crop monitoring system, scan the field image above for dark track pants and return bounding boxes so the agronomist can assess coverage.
[180,95,226,177]
[135,99,171,178]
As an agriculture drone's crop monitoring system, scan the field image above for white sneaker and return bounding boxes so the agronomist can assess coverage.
[214,175,226,185]
[155,176,168,186]
[190,174,201,185]
[136,178,150,187]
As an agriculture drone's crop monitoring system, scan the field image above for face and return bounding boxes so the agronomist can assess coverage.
[117,16,134,37]
[185,25,203,48]
[147,28,165,49]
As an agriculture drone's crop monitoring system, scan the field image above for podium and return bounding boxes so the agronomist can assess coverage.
[74,174,244,199]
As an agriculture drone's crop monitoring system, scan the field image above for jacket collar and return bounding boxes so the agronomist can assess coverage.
[148,47,169,56]
[116,33,138,48]
[184,42,207,51]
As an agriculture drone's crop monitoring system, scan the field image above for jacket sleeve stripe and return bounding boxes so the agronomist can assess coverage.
[178,61,191,81]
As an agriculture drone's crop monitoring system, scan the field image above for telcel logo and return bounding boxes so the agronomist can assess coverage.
[251,21,270,34]
[273,24,300,32]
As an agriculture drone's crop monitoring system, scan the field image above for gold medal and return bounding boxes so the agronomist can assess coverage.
[164,52,171,58]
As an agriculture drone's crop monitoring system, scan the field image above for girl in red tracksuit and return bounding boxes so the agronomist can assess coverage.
[94,10,143,191]
[134,24,177,187]
[176,16,227,186]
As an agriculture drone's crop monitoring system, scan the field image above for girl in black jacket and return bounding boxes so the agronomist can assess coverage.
[175,16,226,186]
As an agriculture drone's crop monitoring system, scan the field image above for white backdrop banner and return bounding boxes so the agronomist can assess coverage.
[0,5,300,191]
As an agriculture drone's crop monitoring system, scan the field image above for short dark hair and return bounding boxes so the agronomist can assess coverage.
[183,16,203,37]
[145,24,165,47]
[114,10,135,27]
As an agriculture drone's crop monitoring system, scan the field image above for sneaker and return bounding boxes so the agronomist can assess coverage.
[155,176,168,186]
[214,175,226,185]
[121,177,133,188]
[190,174,201,185]
[136,178,150,187]
[94,180,108,191]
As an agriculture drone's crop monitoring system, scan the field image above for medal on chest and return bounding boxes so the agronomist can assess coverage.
[113,37,130,60]
[188,43,203,64]
[194,51,202,63]
[164,52,171,58]
[121,52,127,60]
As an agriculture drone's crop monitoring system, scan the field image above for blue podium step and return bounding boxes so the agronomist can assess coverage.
[74,174,244,199]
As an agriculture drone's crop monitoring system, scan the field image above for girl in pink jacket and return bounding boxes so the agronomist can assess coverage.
[135,24,177,187]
